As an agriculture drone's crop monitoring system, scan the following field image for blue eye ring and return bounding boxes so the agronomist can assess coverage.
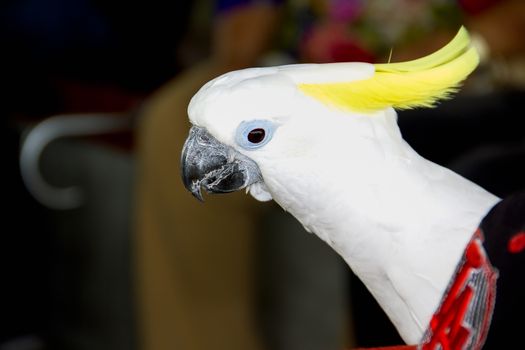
[235,120,276,150]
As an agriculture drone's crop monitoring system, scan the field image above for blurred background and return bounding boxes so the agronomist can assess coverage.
[2,0,524,349]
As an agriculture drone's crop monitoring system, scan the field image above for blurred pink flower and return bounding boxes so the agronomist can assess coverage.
[329,0,363,22]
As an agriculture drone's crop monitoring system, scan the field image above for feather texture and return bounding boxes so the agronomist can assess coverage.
[298,27,479,113]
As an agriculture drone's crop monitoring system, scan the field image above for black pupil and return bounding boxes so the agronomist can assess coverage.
[247,128,265,144]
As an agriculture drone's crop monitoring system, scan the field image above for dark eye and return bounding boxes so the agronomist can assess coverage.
[247,128,266,144]
[235,119,276,150]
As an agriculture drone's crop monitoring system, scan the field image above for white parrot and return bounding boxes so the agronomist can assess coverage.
[181,27,501,347]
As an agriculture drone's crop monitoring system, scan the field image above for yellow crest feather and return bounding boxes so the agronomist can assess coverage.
[298,27,479,113]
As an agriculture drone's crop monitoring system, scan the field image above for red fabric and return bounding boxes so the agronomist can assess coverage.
[353,346,417,350]
[421,233,497,350]
[508,231,525,253]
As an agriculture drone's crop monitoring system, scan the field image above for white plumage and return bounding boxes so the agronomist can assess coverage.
[182,28,501,344]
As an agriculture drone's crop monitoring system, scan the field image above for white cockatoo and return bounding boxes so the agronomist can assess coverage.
[181,27,502,346]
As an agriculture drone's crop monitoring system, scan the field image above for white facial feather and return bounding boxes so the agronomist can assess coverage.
[188,63,375,145]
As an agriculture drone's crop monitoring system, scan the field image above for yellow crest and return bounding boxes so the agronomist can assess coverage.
[298,27,479,113]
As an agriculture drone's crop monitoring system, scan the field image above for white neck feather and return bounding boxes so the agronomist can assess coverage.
[330,154,498,344]
[265,110,500,344]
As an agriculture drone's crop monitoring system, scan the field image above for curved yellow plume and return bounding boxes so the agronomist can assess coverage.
[298,27,479,113]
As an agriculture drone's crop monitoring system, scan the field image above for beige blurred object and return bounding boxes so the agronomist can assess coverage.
[134,3,281,350]
[467,0,525,89]
[134,61,266,350]
[213,2,281,69]
[466,0,525,58]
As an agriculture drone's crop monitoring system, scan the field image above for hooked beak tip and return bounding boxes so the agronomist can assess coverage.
[190,182,205,202]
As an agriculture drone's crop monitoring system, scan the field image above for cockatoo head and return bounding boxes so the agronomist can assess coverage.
[182,62,382,203]
[181,27,479,211]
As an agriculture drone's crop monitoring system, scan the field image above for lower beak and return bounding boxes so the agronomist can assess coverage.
[181,126,262,201]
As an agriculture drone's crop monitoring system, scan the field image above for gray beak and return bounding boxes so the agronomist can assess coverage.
[181,126,262,201]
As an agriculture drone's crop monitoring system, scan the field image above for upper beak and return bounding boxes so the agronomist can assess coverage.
[181,126,262,201]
